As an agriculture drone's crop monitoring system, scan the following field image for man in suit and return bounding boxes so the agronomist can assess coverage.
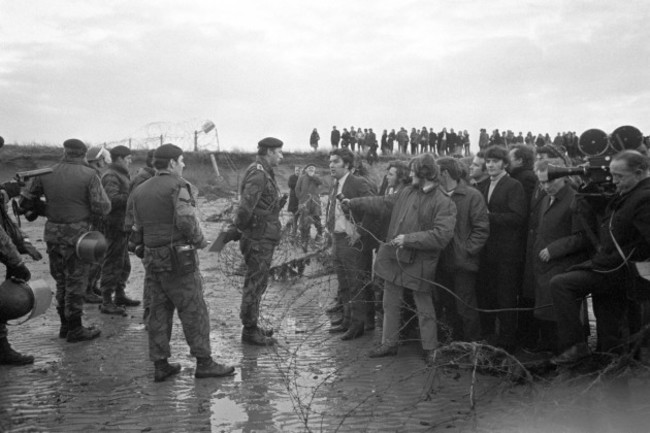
[326,148,374,340]
[476,145,527,351]
[529,159,591,353]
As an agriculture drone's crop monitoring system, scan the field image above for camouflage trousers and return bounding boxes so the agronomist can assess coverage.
[145,266,211,361]
[239,237,276,328]
[47,242,89,320]
[100,231,131,298]
[87,262,102,294]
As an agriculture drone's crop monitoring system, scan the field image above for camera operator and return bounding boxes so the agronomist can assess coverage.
[550,150,650,364]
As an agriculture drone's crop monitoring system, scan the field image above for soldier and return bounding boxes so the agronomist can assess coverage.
[0,226,34,365]
[21,138,111,342]
[84,146,112,304]
[126,148,156,324]
[234,137,286,346]
[0,136,38,365]
[130,143,235,382]
[99,145,139,315]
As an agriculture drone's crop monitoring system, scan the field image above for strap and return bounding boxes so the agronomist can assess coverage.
[608,211,635,267]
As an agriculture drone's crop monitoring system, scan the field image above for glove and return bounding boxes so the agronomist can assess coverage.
[22,242,43,261]
[1,181,22,199]
[8,263,31,282]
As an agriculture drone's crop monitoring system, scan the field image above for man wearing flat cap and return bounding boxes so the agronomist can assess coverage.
[21,138,111,342]
[99,145,140,315]
[129,143,235,381]
[233,137,286,346]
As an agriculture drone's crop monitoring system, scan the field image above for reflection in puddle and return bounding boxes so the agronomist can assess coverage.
[210,396,247,432]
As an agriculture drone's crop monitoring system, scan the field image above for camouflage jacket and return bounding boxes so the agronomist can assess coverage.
[101,163,131,232]
[0,225,22,268]
[234,156,282,241]
[24,157,111,245]
[130,166,155,193]
[123,167,155,232]
[130,170,206,249]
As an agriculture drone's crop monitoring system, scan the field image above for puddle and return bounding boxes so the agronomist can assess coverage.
[210,396,248,432]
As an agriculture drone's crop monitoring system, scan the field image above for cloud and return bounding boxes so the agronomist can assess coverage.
[1,0,649,151]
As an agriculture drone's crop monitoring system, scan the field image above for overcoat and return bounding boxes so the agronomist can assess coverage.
[350,184,456,292]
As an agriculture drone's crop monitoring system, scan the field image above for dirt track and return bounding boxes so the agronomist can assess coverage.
[3,199,650,432]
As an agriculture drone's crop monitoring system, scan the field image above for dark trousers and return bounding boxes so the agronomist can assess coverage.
[436,269,482,341]
[332,233,369,328]
[100,231,131,299]
[240,238,275,329]
[551,270,627,353]
[477,260,520,346]
[48,243,89,320]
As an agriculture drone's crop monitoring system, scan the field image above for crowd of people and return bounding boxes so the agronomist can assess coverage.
[288,138,650,366]
[324,126,593,161]
[2,131,649,382]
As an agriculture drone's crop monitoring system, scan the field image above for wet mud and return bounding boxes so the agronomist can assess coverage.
[3,199,650,432]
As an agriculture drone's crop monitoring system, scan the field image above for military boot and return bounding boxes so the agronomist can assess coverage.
[115,288,141,307]
[195,357,236,378]
[100,290,127,315]
[241,327,277,346]
[0,337,34,365]
[57,308,69,339]
[66,317,101,343]
[100,303,127,316]
[154,359,181,382]
[84,291,102,304]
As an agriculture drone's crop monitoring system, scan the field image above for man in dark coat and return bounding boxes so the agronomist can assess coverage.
[287,166,301,237]
[550,150,650,364]
[508,144,539,347]
[476,146,527,351]
[528,160,591,353]
[436,158,489,342]
[508,145,538,210]
[325,148,374,340]
[330,126,340,149]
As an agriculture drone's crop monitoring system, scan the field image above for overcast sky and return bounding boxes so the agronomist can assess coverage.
[1,0,649,152]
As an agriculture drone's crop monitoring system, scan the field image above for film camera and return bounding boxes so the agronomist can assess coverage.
[537,125,645,207]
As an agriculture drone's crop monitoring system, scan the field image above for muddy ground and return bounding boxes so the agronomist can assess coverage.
[3,197,650,432]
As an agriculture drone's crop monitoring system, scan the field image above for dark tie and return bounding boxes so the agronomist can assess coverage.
[327,180,338,232]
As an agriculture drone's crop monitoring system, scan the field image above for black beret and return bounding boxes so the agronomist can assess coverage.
[258,137,283,148]
[109,145,131,159]
[63,138,88,152]
[154,143,183,160]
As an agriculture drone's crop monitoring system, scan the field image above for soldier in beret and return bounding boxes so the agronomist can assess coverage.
[21,138,111,342]
[125,148,156,324]
[129,143,235,381]
[234,137,286,346]
[99,145,140,315]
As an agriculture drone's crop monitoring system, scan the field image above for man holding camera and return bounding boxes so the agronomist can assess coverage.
[130,143,235,381]
[233,137,286,346]
[550,150,650,364]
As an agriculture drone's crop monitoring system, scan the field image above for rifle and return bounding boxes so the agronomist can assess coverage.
[15,167,53,185]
